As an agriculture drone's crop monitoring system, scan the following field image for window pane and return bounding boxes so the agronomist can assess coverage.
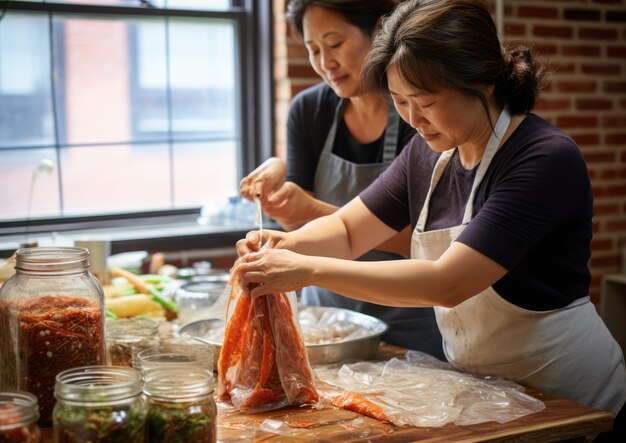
[0,14,55,148]
[54,16,166,146]
[0,149,61,220]
[172,140,237,207]
[51,1,233,11]
[168,20,237,140]
[60,144,171,215]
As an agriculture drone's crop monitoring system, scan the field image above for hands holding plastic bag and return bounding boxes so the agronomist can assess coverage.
[234,230,314,297]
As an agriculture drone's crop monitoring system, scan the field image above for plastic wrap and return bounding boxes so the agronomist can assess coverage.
[314,350,545,427]
[216,280,318,413]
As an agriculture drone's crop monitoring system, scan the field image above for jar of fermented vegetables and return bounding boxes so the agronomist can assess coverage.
[0,247,106,425]
[143,367,216,443]
[0,391,42,443]
[106,318,159,367]
[53,366,146,443]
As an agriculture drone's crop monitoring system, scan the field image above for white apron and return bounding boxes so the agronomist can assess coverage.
[410,108,626,415]
[301,99,444,357]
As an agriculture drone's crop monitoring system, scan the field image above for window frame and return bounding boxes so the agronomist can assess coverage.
[0,0,274,237]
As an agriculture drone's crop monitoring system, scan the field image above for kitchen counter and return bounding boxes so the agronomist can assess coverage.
[41,344,613,442]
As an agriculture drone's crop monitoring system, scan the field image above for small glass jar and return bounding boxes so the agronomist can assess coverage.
[133,339,214,375]
[143,368,216,443]
[0,391,42,443]
[0,247,106,425]
[106,318,159,367]
[53,366,146,443]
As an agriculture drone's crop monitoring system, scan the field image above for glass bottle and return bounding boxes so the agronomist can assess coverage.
[53,366,146,443]
[106,318,159,367]
[0,247,106,426]
[0,391,42,443]
[144,367,216,443]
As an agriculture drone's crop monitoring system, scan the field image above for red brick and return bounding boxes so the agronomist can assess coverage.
[581,63,621,75]
[553,62,576,74]
[584,151,616,163]
[564,8,601,21]
[593,202,620,215]
[607,47,626,58]
[504,23,526,36]
[534,25,574,38]
[556,81,597,93]
[287,42,308,59]
[579,27,619,40]
[590,254,621,268]
[557,115,598,127]
[519,6,559,19]
[606,10,626,22]
[597,185,626,198]
[604,82,626,93]
[572,133,600,145]
[603,116,626,127]
[535,98,571,111]
[287,63,317,78]
[577,99,613,111]
[606,133,626,144]
[534,43,559,56]
[606,219,626,231]
[562,45,601,56]
[591,238,613,251]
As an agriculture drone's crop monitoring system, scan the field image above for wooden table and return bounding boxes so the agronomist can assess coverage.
[41,344,614,442]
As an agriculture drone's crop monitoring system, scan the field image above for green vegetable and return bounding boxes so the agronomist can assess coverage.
[147,287,178,313]
[54,402,145,443]
[146,400,215,443]
[105,308,118,320]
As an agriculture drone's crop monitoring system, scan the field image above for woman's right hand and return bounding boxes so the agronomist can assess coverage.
[239,157,286,202]
[236,228,288,257]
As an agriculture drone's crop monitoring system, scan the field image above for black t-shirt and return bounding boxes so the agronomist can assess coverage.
[361,114,593,311]
[286,82,416,191]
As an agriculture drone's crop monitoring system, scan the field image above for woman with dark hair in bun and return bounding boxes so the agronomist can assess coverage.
[235,0,625,436]
[240,0,444,359]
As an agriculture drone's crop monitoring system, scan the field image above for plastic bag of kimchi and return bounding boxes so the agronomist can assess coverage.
[217,280,319,413]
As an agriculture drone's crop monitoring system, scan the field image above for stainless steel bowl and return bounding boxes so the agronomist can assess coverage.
[178,306,388,365]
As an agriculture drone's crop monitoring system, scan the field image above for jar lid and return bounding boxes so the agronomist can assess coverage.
[143,367,214,400]
[0,391,39,430]
[54,366,142,402]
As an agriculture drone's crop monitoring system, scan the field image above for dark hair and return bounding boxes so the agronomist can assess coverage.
[286,0,400,38]
[362,0,548,117]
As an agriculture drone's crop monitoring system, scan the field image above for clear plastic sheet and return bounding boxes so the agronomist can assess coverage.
[314,350,546,427]
[215,281,319,413]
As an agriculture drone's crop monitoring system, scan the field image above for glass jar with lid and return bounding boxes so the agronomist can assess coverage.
[0,247,106,425]
[106,318,159,367]
[0,391,42,443]
[143,367,216,443]
[53,366,146,443]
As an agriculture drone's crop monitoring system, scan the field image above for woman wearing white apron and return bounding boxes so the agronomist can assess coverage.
[239,0,444,358]
[235,1,626,438]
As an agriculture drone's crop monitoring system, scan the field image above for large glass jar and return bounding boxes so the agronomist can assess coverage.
[106,318,159,367]
[0,391,42,443]
[143,367,216,443]
[53,366,146,443]
[0,247,106,425]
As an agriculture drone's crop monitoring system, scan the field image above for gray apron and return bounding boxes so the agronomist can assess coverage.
[300,99,444,358]
[411,108,626,415]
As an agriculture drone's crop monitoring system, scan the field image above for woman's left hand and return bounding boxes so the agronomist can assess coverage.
[233,248,313,297]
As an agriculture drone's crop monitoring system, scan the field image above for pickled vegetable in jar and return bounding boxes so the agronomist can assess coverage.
[0,247,106,425]
[143,368,216,443]
[53,366,146,443]
[106,318,159,367]
[0,391,42,443]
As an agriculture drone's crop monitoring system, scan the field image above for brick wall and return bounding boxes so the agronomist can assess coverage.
[272,0,626,305]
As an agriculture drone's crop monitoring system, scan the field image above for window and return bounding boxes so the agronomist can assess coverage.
[0,0,272,230]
